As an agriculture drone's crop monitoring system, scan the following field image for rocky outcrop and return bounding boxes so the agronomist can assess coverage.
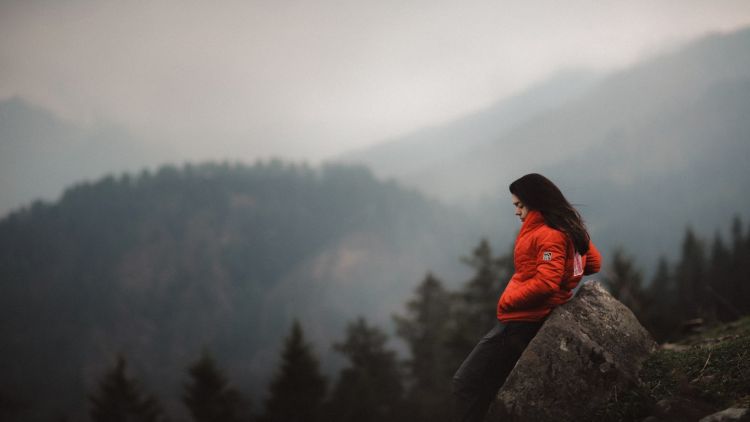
[700,407,750,422]
[487,281,657,421]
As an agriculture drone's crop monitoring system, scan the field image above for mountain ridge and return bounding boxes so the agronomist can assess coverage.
[0,97,171,218]
[337,26,750,267]
[337,69,602,184]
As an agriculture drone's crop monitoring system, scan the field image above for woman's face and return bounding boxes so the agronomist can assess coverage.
[512,194,528,222]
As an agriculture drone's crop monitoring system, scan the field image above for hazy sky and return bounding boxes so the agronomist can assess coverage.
[2,1,750,163]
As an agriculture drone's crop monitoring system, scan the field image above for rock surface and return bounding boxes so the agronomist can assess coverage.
[699,407,750,422]
[487,281,658,421]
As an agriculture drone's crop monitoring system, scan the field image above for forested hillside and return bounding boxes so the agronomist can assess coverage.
[64,221,750,422]
[0,161,478,421]
[3,160,749,421]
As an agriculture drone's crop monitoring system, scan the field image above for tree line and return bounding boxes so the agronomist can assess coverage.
[87,238,511,422]
[604,215,750,342]
[88,217,750,422]
[0,160,472,421]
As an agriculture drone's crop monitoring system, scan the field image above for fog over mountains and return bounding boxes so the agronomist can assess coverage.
[337,70,603,187]
[0,98,172,218]
[1,24,750,421]
[340,27,750,267]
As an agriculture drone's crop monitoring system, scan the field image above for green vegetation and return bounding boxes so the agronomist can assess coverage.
[183,351,249,422]
[261,321,327,422]
[326,318,405,422]
[89,356,164,422]
[598,219,750,420]
[596,316,750,421]
[604,217,750,342]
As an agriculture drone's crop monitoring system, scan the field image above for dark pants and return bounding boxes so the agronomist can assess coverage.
[452,320,542,422]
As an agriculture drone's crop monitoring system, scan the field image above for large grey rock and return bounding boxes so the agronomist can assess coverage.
[487,281,658,421]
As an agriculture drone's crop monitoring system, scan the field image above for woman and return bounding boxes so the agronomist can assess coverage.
[452,173,601,422]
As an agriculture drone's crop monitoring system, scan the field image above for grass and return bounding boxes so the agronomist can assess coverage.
[596,316,750,421]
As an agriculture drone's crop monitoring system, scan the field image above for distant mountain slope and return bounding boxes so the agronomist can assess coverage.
[0,98,169,218]
[468,27,750,265]
[0,161,479,421]
[341,27,750,267]
[459,27,750,198]
[544,72,750,265]
[337,70,601,186]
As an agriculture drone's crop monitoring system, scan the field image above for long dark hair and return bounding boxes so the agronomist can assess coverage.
[509,173,590,254]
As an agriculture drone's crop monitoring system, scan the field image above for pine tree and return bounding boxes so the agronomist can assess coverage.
[730,216,744,259]
[262,320,327,422]
[327,317,405,422]
[729,216,750,315]
[393,273,453,421]
[675,227,709,322]
[742,218,750,313]
[448,240,514,362]
[459,240,511,335]
[604,248,646,318]
[183,350,249,422]
[707,231,741,321]
[644,257,677,341]
[88,355,163,422]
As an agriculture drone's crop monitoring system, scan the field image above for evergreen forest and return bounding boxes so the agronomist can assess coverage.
[81,221,750,422]
[1,161,749,421]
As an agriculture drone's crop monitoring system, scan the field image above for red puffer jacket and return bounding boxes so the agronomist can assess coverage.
[497,210,601,322]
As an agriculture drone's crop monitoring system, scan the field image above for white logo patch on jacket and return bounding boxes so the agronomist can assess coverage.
[542,251,553,261]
